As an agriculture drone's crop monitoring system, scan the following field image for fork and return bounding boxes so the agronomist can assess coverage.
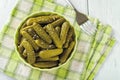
[65,0,97,35]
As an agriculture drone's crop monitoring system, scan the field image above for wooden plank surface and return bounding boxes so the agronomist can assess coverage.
[88,0,120,80]
[0,0,120,80]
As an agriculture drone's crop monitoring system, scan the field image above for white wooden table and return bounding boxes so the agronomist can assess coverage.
[0,0,120,80]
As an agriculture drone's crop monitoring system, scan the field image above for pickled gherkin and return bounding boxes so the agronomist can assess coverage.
[36,56,59,62]
[33,61,58,68]
[64,27,74,48]
[21,31,39,51]
[21,40,36,64]
[51,18,65,27]
[59,41,75,64]
[60,22,70,45]
[16,12,76,69]
[46,24,62,48]
[26,15,60,25]
[32,23,52,44]
[39,49,63,59]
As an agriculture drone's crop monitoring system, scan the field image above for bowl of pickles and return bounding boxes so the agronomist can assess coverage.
[15,12,77,70]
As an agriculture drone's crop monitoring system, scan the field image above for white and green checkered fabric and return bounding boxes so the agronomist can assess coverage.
[0,0,116,80]
[81,22,116,80]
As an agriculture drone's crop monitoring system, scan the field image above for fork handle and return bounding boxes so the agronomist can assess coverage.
[65,0,76,10]
[65,0,88,23]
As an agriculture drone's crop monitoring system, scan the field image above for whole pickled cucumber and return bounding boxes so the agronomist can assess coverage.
[21,31,39,51]
[33,61,58,68]
[64,27,74,48]
[60,22,70,45]
[51,18,65,27]
[59,41,75,64]
[26,15,60,25]
[21,40,36,64]
[46,24,62,48]
[36,56,59,62]
[39,49,63,59]
[32,23,52,44]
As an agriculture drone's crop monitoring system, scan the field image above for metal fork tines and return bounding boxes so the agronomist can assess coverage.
[81,21,96,35]
[65,0,97,35]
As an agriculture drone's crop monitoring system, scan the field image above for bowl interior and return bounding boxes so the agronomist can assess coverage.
[14,12,77,70]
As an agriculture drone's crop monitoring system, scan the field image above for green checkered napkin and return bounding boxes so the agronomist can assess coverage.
[0,0,116,80]
[81,22,116,80]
